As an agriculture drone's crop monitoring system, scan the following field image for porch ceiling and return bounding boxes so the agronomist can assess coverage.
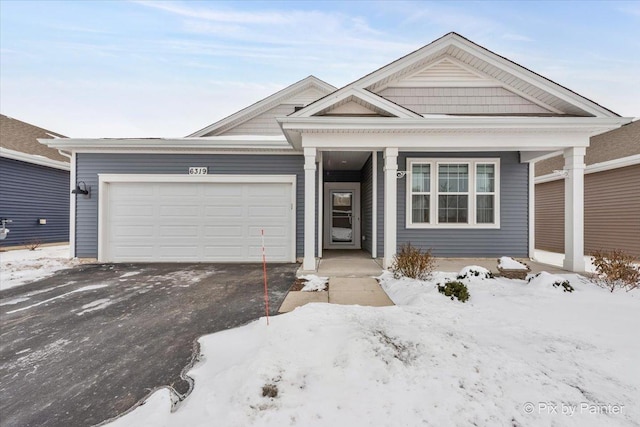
[322,151,370,170]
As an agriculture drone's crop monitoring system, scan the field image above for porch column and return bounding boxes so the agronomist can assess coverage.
[303,147,317,271]
[563,147,586,272]
[383,147,398,269]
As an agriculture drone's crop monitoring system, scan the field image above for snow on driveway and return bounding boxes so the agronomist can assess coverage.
[0,245,81,290]
[108,270,639,427]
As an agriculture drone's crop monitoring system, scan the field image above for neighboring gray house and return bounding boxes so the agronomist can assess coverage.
[41,33,632,272]
[0,114,70,247]
[535,120,640,257]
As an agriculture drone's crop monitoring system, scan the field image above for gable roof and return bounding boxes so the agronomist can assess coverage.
[188,76,336,137]
[300,87,422,118]
[0,114,69,167]
[291,32,620,119]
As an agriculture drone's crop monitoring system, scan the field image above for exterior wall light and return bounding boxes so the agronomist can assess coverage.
[72,181,91,198]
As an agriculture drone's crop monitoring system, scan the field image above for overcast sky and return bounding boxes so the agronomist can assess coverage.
[1,0,639,138]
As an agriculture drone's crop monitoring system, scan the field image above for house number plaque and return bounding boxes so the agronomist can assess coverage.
[188,167,208,175]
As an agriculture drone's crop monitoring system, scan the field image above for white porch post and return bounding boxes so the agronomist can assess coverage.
[303,147,317,271]
[383,147,398,269]
[563,147,586,272]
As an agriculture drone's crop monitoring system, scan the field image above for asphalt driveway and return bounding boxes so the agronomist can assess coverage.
[0,262,297,427]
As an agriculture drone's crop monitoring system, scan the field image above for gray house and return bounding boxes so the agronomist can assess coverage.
[41,33,632,272]
[0,114,70,247]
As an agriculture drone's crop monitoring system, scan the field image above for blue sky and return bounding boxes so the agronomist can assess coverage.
[1,0,639,137]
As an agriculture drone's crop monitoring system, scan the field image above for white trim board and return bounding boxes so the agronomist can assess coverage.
[535,154,640,184]
[97,174,297,263]
[0,147,70,171]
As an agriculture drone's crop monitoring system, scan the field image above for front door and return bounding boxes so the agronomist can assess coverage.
[323,182,361,249]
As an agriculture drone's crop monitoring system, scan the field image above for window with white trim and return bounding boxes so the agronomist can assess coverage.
[407,158,500,228]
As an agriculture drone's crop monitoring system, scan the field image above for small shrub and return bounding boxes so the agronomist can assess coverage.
[391,243,436,280]
[262,383,278,398]
[553,281,574,293]
[591,249,640,292]
[437,281,470,303]
[457,266,493,280]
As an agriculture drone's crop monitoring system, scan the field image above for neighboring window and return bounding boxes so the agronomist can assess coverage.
[407,158,500,228]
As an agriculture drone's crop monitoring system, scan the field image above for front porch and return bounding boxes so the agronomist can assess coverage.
[302,146,591,273]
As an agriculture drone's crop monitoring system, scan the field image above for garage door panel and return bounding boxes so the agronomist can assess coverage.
[249,226,286,237]
[106,180,293,262]
[158,184,198,196]
[159,225,199,237]
[203,226,244,237]
[204,206,244,217]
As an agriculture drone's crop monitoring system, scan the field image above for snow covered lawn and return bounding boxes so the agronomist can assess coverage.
[0,245,81,291]
[109,270,639,427]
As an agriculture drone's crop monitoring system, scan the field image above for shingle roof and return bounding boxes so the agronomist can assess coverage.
[0,114,68,163]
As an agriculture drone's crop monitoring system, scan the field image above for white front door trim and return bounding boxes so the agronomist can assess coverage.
[98,174,297,263]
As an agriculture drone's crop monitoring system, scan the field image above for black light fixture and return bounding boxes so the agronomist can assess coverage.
[72,181,91,197]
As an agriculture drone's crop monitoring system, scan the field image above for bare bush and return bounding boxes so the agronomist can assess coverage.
[591,249,640,292]
[27,240,42,251]
[390,243,436,280]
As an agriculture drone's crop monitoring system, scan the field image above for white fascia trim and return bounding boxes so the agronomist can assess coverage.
[0,147,70,170]
[187,77,337,137]
[38,136,294,152]
[97,174,297,263]
[281,116,631,131]
[288,87,421,119]
[535,154,640,183]
[405,158,501,229]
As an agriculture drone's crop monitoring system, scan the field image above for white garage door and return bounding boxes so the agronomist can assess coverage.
[103,180,294,262]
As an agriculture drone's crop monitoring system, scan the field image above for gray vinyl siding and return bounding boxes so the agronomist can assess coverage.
[377,87,551,115]
[75,153,304,258]
[214,104,301,136]
[0,157,69,247]
[360,155,373,255]
[396,151,528,257]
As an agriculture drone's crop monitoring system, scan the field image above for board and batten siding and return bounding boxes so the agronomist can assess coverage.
[377,87,551,115]
[75,153,304,258]
[0,157,70,247]
[396,151,529,257]
[535,165,640,257]
[360,155,373,255]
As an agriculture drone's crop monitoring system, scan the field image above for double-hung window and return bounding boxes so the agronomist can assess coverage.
[407,158,500,228]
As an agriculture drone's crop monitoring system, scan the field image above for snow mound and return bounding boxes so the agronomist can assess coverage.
[528,272,574,292]
[298,275,328,292]
[457,265,493,280]
[498,256,528,270]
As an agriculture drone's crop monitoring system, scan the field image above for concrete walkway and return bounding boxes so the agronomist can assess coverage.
[279,251,392,312]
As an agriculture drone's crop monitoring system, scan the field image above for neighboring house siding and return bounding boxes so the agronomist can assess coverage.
[377,87,551,115]
[75,153,304,258]
[215,104,300,136]
[0,157,69,247]
[396,151,528,257]
[360,155,373,255]
[536,120,640,176]
[535,180,564,253]
[535,165,640,257]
